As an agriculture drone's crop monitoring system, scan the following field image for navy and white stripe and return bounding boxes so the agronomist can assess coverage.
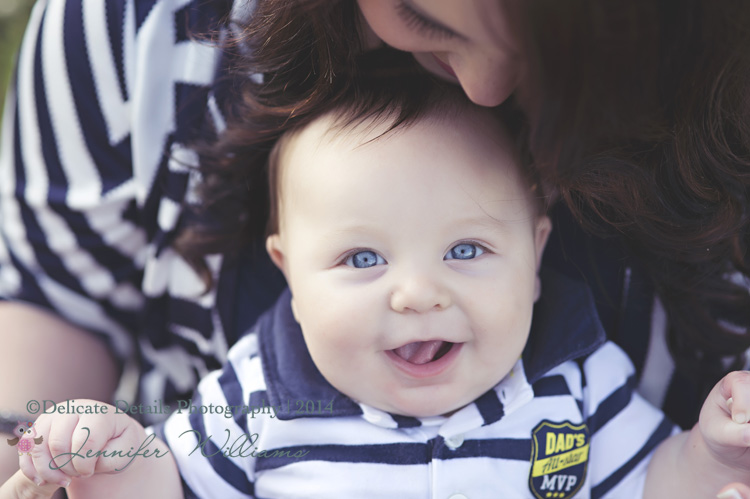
[159,271,676,498]
[0,0,243,418]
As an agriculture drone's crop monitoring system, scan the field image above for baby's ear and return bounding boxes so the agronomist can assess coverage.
[534,216,552,302]
[267,234,299,320]
[266,234,287,274]
[534,216,552,269]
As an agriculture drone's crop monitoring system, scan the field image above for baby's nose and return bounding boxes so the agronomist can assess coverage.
[389,272,451,313]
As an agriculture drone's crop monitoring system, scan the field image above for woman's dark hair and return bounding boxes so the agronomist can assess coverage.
[174,0,364,280]
[519,0,750,404]
[175,0,750,410]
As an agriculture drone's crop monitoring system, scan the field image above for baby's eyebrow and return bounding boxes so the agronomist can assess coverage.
[468,197,539,224]
[325,224,379,236]
[449,214,527,231]
[320,225,389,244]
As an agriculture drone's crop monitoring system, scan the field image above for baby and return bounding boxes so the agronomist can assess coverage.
[15,84,750,498]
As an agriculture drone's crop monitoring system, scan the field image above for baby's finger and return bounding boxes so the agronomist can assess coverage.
[0,469,61,499]
[19,452,71,489]
[69,418,116,477]
[33,414,81,484]
[718,483,750,499]
[18,452,47,488]
[720,371,750,424]
[12,417,55,487]
[704,418,750,453]
[92,417,151,474]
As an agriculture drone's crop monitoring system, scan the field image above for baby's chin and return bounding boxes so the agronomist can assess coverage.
[369,395,472,419]
[388,404,467,419]
[335,375,490,418]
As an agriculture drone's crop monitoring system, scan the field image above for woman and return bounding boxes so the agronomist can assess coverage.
[1,0,749,495]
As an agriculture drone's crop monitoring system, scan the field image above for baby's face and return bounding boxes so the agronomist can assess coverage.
[268,109,550,418]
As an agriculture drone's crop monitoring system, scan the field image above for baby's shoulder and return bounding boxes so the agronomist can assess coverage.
[537,341,635,401]
[223,329,268,389]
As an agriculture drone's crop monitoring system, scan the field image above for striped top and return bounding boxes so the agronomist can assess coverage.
[158,271,675,498]
[0,0,267,417]
[0,0,694,426]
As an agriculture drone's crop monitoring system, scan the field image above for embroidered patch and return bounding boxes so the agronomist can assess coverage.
[529,420,589,499]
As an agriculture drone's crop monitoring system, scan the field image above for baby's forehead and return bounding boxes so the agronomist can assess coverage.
[288,109,403,154]
[282,104,516,174]
[274,103,541,219]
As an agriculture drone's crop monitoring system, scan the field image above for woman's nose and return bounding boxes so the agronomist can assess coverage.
[454,52,519,107]
[390,272,452,313]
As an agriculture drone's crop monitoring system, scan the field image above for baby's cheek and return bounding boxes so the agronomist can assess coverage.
[300,319,361,369]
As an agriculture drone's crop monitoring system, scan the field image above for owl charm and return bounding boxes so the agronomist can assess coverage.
[6,421,43,456]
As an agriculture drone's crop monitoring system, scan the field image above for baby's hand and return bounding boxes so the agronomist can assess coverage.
[699,371,750,472]
[18,399,148,488]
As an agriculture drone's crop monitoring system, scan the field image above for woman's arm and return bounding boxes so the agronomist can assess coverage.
[0,302,119,486]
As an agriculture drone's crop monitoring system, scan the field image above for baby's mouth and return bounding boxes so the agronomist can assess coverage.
[391,341,454,365]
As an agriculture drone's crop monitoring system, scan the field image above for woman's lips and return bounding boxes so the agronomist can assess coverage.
[432,54,456,78]
[385,342,463,379]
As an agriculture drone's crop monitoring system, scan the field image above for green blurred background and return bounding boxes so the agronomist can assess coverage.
[0,0,35,120]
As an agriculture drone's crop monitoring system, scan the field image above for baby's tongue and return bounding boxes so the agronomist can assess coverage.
[393,340,445,365]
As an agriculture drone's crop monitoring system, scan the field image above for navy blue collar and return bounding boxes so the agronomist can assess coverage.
[256,267,606,420]
[520,268,608,383]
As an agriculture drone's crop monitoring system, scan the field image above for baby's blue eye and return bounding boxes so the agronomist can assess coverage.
[346,250,386,268]
[445,243,484,260]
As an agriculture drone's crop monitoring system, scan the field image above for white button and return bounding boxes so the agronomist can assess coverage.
[445,434,464,450]
[448,494,468,499]
[364,413,382,423]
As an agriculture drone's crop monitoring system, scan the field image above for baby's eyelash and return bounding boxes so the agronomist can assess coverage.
[444,240,495,261]
[338,248,365,265]
[395,1,456,40]
[457,240,493,253]
[337,248,382,263]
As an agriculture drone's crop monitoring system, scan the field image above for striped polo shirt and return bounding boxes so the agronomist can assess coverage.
[159,269,675,498]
